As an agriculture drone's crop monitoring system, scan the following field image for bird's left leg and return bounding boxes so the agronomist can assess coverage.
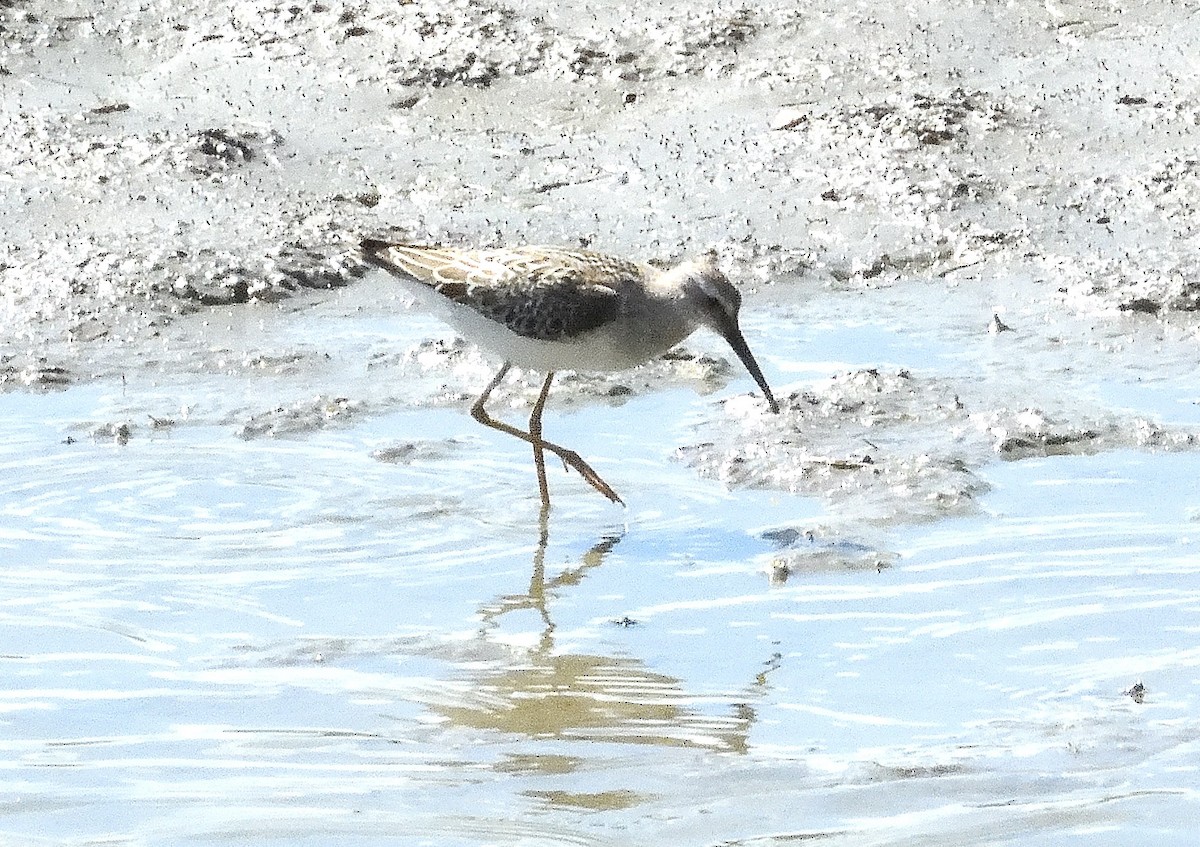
[528,372,555,509]
[524,372,623,506]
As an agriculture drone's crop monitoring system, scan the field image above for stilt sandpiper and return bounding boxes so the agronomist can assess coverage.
[360,239,779,508]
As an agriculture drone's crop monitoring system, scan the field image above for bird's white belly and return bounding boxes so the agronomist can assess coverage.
[392,272,694,373]
[415,293,687,373]
[457,311,684,372]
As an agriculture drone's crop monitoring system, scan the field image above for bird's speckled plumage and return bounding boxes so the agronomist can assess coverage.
[361,242,637,341]
[359,237,779,507]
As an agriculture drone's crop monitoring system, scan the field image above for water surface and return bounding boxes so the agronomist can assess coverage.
[4,274,1199,845]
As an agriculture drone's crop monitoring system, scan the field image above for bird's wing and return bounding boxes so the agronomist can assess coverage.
[360,240,629,341]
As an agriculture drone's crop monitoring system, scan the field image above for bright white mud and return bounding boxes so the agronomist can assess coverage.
[4,1,1200,845]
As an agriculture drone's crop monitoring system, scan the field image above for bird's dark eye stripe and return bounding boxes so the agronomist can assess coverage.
[703,293,739,320]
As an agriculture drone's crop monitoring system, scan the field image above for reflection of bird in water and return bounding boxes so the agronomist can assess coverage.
[477,519,622,653]
[430,522,779,753]
[360,239,779,509]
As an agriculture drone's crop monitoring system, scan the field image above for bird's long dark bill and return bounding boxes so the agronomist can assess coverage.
[724,327,780,414]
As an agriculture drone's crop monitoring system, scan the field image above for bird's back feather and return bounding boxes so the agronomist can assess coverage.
[360,241,636,341]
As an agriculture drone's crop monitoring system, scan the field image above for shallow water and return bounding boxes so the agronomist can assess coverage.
[3,275,1200,845]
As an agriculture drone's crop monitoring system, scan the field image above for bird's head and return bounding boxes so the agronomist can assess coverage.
[667,253,780,414]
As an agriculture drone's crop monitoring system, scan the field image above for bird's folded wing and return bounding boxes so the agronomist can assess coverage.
[466,278,622,340]
[360,241,623,341]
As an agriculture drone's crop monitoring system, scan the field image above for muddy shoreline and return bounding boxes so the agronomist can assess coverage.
[4,3,1200,844]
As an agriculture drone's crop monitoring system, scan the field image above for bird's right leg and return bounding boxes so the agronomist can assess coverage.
[470,363,624,506]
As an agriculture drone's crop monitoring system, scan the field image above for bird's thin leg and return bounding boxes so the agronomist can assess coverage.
[528,372,555,509]
[471,362,513,413]
[470,364,624,506]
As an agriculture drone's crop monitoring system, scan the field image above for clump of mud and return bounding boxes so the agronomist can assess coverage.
[761,526,897,583]
[238,395,364,439]
[0,111,364,330]
[680,368,1199,524]
[770,87,1019,283]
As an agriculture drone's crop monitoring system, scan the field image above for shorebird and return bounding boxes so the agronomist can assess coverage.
[359,239,779,508]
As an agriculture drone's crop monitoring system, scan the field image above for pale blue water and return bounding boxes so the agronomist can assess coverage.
[2,277,1199,845]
